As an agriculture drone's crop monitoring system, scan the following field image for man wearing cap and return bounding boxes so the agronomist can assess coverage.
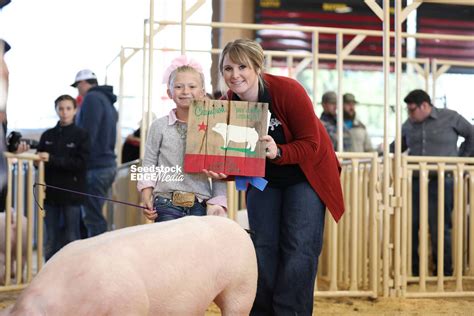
[72,69,118,237]
[343,93,373,152]
[320,91,352,151]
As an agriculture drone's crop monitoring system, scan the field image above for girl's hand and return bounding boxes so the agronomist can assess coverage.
[141,189,157,221]
[142,207,157,221]
[202,169,228,180]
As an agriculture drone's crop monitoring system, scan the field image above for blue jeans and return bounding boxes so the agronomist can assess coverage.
[247,181,326,316]
[44,204,81,261]
[412,176,453,276]
[82,166,116,237]
[153,196,206,222]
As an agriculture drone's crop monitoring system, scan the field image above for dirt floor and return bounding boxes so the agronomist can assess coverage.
[206,297,474,315]
[1,290,474,315]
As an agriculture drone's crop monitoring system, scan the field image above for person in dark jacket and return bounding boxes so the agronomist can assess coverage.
[72,69,118,237]
[37,94,90,261]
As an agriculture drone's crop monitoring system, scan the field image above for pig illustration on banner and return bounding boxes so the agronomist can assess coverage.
[212,123,259,152]
[184,99,269,177]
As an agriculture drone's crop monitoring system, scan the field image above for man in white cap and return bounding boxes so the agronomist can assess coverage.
[72,69,118,237]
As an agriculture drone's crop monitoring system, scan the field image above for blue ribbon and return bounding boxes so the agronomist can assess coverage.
[235,176,268,191]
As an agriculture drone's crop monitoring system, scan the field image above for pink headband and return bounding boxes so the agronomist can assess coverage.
[162,55,204,84]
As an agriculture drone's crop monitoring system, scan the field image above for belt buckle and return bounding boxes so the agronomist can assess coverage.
[172,191,195,208]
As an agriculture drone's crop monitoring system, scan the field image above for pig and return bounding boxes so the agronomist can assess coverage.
[0,211,27,285]
[212,123,259,152]
[1,216,257,316]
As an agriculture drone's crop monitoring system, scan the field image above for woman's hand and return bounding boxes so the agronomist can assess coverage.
[202,169,228,180]
[141,188,157,221]
[260,135,278,160]
[206,203,227,217]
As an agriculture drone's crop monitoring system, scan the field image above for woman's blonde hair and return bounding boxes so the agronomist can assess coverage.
[218,39,265,97]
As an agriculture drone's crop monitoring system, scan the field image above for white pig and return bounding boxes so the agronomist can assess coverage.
[212,123,259,152]
[1,216,257,316]
[0,211,27,285]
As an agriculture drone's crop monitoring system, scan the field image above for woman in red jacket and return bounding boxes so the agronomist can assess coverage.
[206,39,344,315]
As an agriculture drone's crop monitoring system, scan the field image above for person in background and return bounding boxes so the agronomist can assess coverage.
[0,38,10,212]
[343,93,373,152]
[121,128,140,164]
[138,55,227,222]
[392,89,474,276]
[122,114,157,164]
[0,38,29,213]
[320,91,352,151]
[206,39,344,315]
[72,69,117,237]
[36,95,89,260]
[0,0,10,127]
[0,39,9,125]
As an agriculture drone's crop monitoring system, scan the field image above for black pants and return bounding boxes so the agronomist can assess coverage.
[247,181,326,316]
[412,176,453,276]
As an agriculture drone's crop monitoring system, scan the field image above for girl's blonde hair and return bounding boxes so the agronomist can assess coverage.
[167,65,205,90]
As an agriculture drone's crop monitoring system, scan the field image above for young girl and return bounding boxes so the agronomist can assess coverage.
[138,56,226,222]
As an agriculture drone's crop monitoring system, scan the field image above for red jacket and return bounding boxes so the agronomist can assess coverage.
[226,73,345,222]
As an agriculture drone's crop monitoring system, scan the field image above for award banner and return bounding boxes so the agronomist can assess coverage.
[184,99,269,177]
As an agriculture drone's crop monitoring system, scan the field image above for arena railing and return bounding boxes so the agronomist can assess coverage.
[1,152,44,292]
[399,156,474,297]
[315,152,380,297]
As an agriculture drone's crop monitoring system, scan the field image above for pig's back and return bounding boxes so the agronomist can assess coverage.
[21,216,257,316]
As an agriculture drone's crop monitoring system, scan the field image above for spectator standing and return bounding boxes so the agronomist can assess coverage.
[343,93,373,152]
[73,69,117,237]
[393,89,474,276]
[36,95,89,260]
[320,91,352,151]
[121,114,157,164]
